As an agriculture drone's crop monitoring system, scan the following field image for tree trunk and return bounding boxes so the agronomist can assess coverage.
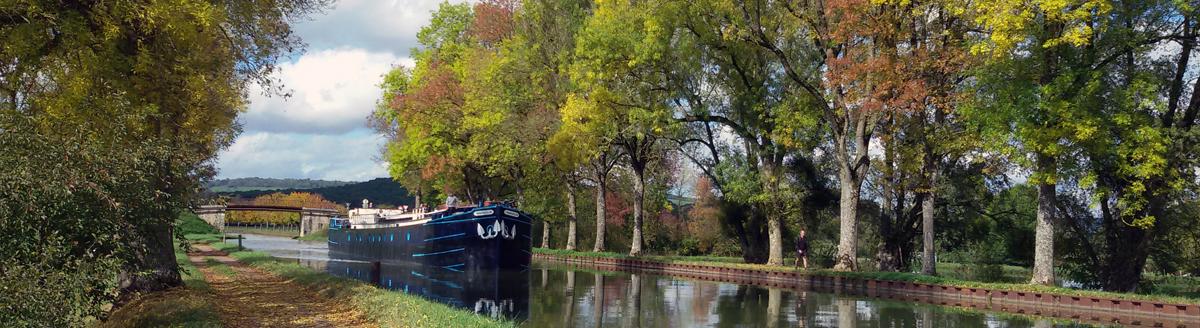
[766,214,783,266]
[593,180,607,252]
[764,164,784,266]
[629,167,646,256]
[541,220,551,249]
[120,223,181,294]
[834,168,862,271]
[1030,154,1057,285]
[876,221,910,272]
[921,170,938,275]
[566,184,578,251]
[1101,223,1151,292]
[1096,195,1161,292]
[723,201,769,263]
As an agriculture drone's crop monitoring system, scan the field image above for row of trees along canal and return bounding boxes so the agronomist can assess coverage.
[373,0,1200,294]
[223,192,348,226]
[0,0,333,325]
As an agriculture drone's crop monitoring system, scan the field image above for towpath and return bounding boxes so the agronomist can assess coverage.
[187,244,375,328]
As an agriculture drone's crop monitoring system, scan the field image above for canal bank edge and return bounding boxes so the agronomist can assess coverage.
[532,249,1200,327]
[204,241,518,328]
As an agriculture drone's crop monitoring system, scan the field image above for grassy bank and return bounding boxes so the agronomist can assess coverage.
[208,241,515,328]
[533,248,1200,305]
[298,228,328,241]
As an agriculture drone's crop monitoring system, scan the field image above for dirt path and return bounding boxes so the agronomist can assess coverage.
[187,244,375,328]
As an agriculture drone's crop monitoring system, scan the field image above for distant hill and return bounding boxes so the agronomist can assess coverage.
[206,177,354,192]
[217,178,415,208]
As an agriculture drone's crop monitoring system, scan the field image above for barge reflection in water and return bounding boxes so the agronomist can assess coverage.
[326,253,530,321]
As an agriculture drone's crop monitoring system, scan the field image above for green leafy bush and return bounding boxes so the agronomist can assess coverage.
[945,236,1012,282]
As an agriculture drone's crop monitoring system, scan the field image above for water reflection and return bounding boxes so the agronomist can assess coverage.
[237,234,1094,328]
[325,259,530,320]
[525,263,1093,328]
[238,234,530,320]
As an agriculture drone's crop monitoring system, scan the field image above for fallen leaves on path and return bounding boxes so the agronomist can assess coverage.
[188,244,375,328]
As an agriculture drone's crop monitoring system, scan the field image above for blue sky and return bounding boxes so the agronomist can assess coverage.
[215,0,469,182]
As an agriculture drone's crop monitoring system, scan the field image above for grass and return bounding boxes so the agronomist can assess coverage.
[99,243,220,327]
[207,241,516,327]
[534,248,1200,305]
[297,228,329,241]
[204,258,237,277]
[935,262,1031,283]
[178,212,219,235]
[176,243,211,291]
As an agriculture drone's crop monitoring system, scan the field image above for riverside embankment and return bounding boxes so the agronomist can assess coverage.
[533,249,1200,327]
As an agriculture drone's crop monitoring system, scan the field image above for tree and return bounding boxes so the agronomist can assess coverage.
[505,0,593,250]
[587,147,623,251]
[376,3,494,203]
[721,0,973,271]
[227,192,345,225]
[1051,0,1200,291]
[0,0,327,323]
[817,0,974,272]
[967,0,1118,285]
[566,0,678,256]
[667,0,829,266]
[685,177,731,254]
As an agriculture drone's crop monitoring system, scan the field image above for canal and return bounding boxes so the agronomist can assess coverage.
[237,234,1099,327]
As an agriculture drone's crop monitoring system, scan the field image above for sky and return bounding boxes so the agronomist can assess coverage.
[214,0,468,182]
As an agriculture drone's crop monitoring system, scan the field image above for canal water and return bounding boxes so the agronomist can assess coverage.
[237,234,1100,327]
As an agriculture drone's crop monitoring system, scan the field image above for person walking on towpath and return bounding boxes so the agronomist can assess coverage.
[795,229,809,269]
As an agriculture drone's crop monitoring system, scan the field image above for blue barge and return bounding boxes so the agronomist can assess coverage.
[327,204,532,319]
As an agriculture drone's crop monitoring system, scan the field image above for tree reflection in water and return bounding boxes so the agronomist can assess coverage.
[523,263,1100,328]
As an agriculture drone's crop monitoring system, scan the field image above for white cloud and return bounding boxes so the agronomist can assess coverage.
[294,0,474,55]
[217,0,472,180]
[241,48,404,134]
[216,131,388,181]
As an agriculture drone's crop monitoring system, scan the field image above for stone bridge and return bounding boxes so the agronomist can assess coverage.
[193,204,339,237]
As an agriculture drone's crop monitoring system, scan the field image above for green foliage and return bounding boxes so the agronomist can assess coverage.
[0,0,329,325]
[384,0,1200,295]
[944,236,1010,283]
[0,116,180,326]
[177,212,219,236]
